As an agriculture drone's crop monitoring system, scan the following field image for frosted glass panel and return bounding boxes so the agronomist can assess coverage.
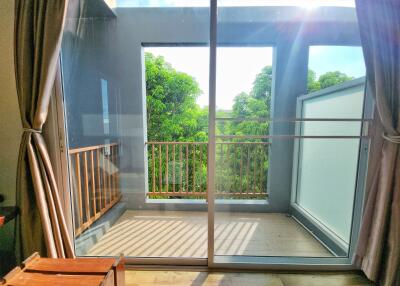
[296,83,364,244]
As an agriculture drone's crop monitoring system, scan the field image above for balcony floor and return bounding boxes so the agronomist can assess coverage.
[87,210,333,258]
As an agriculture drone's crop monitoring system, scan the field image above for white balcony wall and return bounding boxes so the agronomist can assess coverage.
[294,80,365,244]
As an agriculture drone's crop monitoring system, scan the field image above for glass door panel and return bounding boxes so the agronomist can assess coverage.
[60,0,372,266]
[61,0,209,259]
[213,46,275,257]
[210,0,370,264]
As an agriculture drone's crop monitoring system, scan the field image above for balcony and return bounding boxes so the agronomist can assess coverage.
[69,143,122,236]
[146,142,268,200]
[67,77,368,258]
[68,140,330,257]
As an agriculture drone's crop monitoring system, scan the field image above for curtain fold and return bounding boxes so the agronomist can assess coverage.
[14,0,74,259]
[355,1,400,285]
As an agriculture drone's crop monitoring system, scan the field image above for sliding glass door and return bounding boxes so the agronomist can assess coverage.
[207,0,372,267]
[61,0,210,261]
[59,0,372,268]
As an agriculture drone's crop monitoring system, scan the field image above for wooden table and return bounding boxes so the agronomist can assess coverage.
[1,253,125,286]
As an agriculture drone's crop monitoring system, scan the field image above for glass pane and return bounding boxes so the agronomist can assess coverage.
[213,2,367,260]
[296,85,364,243]
[61,1,209,259]
[215,47,272,201]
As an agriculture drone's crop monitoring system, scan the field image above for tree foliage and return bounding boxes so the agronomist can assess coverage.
[318,71,353,90]
[145,54,354,198]
[146,55,355,142]
[307,69,321,92]
[224,67,354,139]
[307,70,353,93]
[225,67,273,139]
[145,52,208,143]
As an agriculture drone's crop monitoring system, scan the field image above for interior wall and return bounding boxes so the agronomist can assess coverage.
[0,0,21,274]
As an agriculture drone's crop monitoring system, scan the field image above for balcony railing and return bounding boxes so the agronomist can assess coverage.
[146,142,269,200]
[69,143,121,236]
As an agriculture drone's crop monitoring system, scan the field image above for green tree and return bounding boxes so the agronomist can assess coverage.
[232,92,251,117]
[145,52,209,196]
[145,56,355,199]
[307,69,321,92]
[318,71,353,89]
[218,66,354,138]
[231,93,269,138]
[145,52,207,142]
[229,66,275,138]
[250,66,273,108]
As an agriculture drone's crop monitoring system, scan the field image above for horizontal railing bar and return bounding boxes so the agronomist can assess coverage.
[147,192,206,196]
[147,135,369,144]
[69,142,119,154]
[217,142,271,145]
[217,135,369,139]
[216,193,268,197]
[147,192,267,197]
[146,141,208,145]
[145,141,271,145]
[215,117,373,122]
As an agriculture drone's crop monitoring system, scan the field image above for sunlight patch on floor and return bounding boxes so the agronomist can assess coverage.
[87,210,332,258]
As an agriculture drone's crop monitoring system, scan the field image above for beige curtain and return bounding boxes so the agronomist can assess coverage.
[354,1,400,285]
[14,0,74,259]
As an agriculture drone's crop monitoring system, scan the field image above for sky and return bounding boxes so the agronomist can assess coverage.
[309,46,365,78]
[146,47,273,109]
[146,46,365,110]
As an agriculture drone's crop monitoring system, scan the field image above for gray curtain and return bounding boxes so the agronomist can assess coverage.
[355,0,400,285]
[14,0,74,259]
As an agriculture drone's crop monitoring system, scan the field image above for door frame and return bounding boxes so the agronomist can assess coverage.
[206,0,372,270]
[53,0,373,270]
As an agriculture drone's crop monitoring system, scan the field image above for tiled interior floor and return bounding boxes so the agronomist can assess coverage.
[87,210,332,258]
